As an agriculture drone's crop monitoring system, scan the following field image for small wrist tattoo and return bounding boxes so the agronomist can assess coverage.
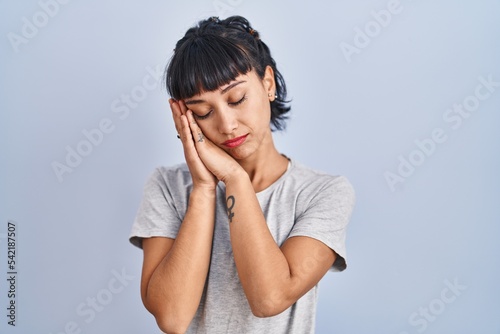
[226,195,235,223]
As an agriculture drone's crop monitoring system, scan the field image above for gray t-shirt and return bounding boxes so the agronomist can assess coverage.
[130,159,355,333]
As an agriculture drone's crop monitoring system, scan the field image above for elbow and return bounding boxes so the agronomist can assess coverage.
[250,303,288,318]
[248,293,290,318]
[143,295,193,333]
[251,308,281,318]
[146,302,191,334]
[154,314,190,334]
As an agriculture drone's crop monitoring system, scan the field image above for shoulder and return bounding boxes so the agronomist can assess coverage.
[287,160,355,198]
[152,163,191,182]
[143,163,192,194]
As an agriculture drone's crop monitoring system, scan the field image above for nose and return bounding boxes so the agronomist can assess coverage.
[216,107,238,135]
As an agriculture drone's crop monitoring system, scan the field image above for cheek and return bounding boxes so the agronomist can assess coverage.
[250,95,272,122]
[258,100,272,126]
[196,122,217,140]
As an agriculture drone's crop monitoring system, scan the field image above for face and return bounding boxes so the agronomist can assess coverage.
[183,67,276,160]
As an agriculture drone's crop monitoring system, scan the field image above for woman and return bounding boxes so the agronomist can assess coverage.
[130,15,355,334]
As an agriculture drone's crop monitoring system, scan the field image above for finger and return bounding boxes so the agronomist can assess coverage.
[169,98,181,119]
[178,100,189,115]
[169,99,183,135]
[186,110,206,144]
[180,113,200,159]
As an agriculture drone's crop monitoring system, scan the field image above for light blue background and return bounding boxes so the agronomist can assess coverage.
[1,0,499,333]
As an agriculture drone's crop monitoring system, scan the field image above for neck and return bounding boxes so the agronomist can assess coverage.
[236,132,289,193]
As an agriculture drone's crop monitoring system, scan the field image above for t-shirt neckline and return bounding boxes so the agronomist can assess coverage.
[217,157,294,196]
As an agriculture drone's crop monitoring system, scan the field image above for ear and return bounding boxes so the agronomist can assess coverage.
[262,66,276,101]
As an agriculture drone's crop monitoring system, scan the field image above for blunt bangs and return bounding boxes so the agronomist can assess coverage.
[167,35,253,100]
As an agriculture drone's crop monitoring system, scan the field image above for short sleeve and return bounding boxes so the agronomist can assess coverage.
[288,175,355,272]
[129,168,185,249]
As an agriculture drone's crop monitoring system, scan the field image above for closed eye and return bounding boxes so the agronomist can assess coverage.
[193,110,213,120]
[229,95,247,106]
[193,95,246,120]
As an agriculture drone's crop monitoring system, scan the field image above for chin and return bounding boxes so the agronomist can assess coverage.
[227,145,255,161]
[228,150,248,161]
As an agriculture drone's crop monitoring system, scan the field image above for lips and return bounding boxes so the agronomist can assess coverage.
[222,134,248,148]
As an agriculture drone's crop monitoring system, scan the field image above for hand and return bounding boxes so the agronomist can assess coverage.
[183,108,244,184]
[170,99,217,190]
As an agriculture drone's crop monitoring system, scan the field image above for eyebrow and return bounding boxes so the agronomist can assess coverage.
[184,80,246,105]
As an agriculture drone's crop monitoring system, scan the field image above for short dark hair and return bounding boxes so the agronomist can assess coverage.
[165,15,291,131]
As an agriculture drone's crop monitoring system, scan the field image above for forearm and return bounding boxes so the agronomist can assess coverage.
[146,187,215,329]
[225,173,295,316]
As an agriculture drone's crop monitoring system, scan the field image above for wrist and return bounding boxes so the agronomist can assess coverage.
[222,167,249,187]
[188,186,216,214]
[191,185,217,198]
